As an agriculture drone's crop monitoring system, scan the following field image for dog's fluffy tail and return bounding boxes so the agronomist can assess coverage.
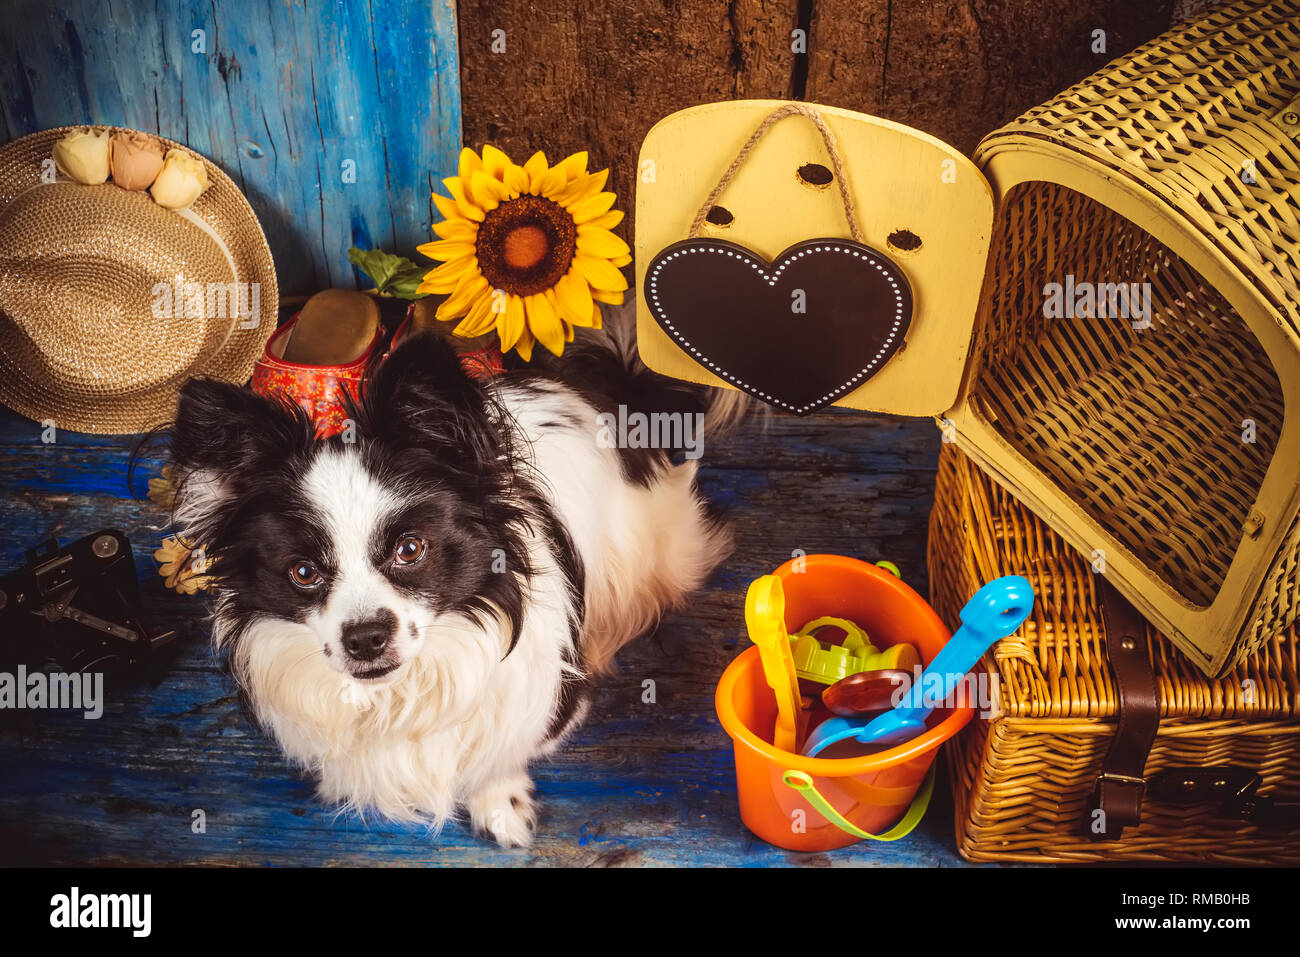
[522,299,752,437]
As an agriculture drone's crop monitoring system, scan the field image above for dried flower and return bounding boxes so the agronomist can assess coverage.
[150,149,210,209]
[110,130,165,190]
[52,128,111,185]
[155,536,218,595]
[146,466,177,509]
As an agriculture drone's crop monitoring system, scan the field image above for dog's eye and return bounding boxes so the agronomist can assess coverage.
[393,536,428,566]
[289,561,324,588]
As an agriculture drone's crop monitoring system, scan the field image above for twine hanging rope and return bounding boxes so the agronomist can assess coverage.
[687,102,864,242]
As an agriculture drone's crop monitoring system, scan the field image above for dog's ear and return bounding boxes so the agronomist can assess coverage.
[172,377,314,473]
[168,378,315,538]
[356,332,504,465]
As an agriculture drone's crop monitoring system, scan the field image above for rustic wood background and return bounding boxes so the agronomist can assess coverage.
[1,1,1176,291]
[459,0,1175,243]
[0,0,462,294]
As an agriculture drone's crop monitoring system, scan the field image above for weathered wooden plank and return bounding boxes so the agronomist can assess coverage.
[804,0,1175,154]
[0,0,461,293]
[457,0,1176,257]
[0,653,973,867]
[0,409,940,479]
[0,465,939,613]
[0,739,975,866]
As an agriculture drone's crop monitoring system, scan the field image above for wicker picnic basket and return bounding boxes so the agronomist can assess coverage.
[926,0,1300,864]
[929,445,1300,863]
[935,0,1300,677]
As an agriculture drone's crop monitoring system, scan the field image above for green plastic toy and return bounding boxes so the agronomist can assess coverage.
[789,617,921,686]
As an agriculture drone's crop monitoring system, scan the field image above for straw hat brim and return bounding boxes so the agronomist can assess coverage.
[0,126,279,435]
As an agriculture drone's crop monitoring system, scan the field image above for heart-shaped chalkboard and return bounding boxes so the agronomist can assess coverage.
[644,238,913,415]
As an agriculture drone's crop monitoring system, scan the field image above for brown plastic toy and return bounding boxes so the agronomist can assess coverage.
[822,669,914,718]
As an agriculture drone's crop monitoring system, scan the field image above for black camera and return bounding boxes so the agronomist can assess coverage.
[0,529,173,676]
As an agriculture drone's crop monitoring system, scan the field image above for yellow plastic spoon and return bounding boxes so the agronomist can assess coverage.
[744,575,804,753]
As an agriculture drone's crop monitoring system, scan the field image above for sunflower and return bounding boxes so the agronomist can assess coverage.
[417,145,631,360]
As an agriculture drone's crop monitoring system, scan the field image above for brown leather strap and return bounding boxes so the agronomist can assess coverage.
[1084,580,1159,841]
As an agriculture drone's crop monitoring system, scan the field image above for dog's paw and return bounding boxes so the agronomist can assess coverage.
[467,773,537,848]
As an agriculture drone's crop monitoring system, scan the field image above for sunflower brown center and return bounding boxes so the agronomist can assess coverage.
[503,225,548,269]
[476,195,576,297]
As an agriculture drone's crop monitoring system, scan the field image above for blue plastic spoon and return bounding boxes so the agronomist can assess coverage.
[802,576,1035,757]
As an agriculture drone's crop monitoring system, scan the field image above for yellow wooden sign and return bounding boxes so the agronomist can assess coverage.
[635,100,994,417]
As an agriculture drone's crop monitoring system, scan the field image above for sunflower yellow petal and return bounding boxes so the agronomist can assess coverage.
[576,226,630,259]
[569,191,617,224]
[580,208,622,232]
[419,238,478,261]
[523,151,549,191]
[590,302,603,330]
[611,253,632,267]
[454,295,498,337]
[591,288,625,306]
[457,147,483,181]
[432,217,478,241]
[417,276,456,295]
[425,256,475,281]
[498,293,527,352]
[525,293,565,356]
[469,169,509,209]
[432,192,462,221]
[419,256,476,293]
[481,144,511,180]
[556,168,608,207]
[443,177,485,221]
[535,164,568,198]
[544,288,573,340]
[573,252,628,292]
[556,151,588,182]
[436,272,489,320]
[555,271,595,326]
[514,325,535,362]
[502,162,529,194]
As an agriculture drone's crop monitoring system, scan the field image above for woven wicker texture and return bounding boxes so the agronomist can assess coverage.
[960,0,1300,670]
[972,180,1282,608]
[988,0,1300,335]
[929,444,1300,864]
[0,127,278,434]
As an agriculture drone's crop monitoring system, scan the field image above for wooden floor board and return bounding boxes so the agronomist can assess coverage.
[0,406,995,866]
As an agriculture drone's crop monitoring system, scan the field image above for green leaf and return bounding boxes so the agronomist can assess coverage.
[347,246,430,299]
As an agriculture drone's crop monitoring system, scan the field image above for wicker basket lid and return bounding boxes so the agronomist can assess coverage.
[0,126,279,434]
[974,0,1300,335]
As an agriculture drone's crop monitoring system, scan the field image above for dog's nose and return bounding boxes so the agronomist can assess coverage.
[340,618,393,661]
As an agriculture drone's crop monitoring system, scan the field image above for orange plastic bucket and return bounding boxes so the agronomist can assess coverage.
[716,554,974,851]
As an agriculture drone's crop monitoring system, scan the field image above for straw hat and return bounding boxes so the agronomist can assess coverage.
[0,126,278,434]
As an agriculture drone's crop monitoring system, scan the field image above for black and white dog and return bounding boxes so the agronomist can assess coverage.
[165,324,736,846]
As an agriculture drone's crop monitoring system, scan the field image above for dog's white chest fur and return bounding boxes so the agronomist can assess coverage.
[220,376,728,846]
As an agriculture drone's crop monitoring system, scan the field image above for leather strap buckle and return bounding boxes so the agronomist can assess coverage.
[1097,772,1147,789]
[1083,580,1159,842]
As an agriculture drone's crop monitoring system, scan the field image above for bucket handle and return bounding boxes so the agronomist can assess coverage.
[781,765,935,842]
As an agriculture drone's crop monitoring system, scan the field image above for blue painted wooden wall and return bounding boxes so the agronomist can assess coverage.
[0,0,462,295]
